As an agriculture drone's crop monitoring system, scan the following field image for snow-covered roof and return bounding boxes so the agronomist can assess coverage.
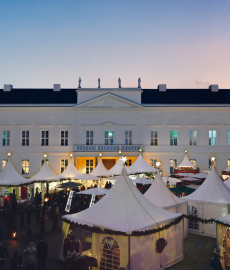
[29,161,60,181]
[58,159,82,179]
[90,158,111,177]
[177,154,197,169]
[182,165,230,205]
[145,171,186,209]
[63,167,181,233]
[126,154,157,174]
[0,160,33,186]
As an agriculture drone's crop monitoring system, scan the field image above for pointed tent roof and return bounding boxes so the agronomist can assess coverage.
[63,167,181,233]
[0,160,33,186]
[90,158,110,177]
[109,157,124,175]
[224,164,230,172]
[29,161,60,182]
[58,159,82,179]
[224,178,230,188]
[126,154,157,174]
[183,165,230,205]
[145,171,186,209]
[177,154,197,168]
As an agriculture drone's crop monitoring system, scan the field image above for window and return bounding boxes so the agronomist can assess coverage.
[2,131,10,146]
[188,206,199,230]
[150,131,158,146]
[61,131,68,146]
[228,159,230,167]
[190,131,197,145]
[170,159,177,174]
[100,237,120,270]
[86,131,93,145]
[22,159,29,175]
[41,159,49,166]
[61,159,68,173]
[150,159,158,168]
[170,130,177,146]
[86,159,93,174]
[126,159,132,167]
[190,159,197,167]
[125,131,132,145]
[228,131,230,145]
[209,130,216,146]
[105,131,113,145]
[22,131,29,146]
[41,131,49,146]
[2,159,6,170]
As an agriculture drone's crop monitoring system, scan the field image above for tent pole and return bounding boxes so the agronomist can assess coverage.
[128,234,131,270]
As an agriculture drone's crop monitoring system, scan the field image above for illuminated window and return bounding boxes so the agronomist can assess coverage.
[170,130,177,146]
[190,159,197,166]
[151,131,158,146]
[60,131,68,146]
[209,130,216,146]
[170,159,177,174]
[41,131,49,146]
[86,159,93,174]
[125,131,132,145]
[86,131,93,145]
[2,159,6,170]
[150,159,158,168]
[228,159,230,166]
[126,159,132,167]
[41,159,49,166]
[228,131,230,145]
[22,131,29,146]
[105,131,113,145]
[188,206,199,230]
[61,159,68,173]
[2,131,10,146]
[22,159,29,175]
[190,130,197,145]
[100,237,120,270]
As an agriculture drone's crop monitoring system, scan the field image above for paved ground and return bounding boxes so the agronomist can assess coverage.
[0,207,217,270]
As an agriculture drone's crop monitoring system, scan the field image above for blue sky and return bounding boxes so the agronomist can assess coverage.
[0,0,230,88]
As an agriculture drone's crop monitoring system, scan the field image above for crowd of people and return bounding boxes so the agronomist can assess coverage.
[0,237,48,270]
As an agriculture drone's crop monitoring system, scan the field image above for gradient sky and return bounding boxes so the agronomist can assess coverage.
[0,0,230,89]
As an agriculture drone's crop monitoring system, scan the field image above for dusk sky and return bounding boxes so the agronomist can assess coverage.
[0,0,230,89]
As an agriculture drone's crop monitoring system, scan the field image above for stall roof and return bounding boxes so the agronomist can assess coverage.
[223,164,230,172]
[145,171,186,209]
[133,178,153,185]
[182,166,230,204]
[63,167,181,233]
[177,154,196,169]
[0,160,32,186]
[109,157,124,175]
[76,188,109,196]
[29,161,60,182]
[216,214,230,224]
[58,159,82,179]
[90,158,111,177]
[126,154,157,174]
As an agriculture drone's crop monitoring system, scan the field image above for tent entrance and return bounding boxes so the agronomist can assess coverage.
[100,237,120,270]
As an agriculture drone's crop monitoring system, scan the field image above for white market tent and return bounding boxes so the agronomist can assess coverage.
[76,188,109,196]
[75,174,99,181]
[108,157,124,175]
[0,160,32,186]
[126,153,157,174]
[145,171,188,237]
[224,164,230,172]
[176,154,197,169]
[90,158,110,177]
[224,178,230,188]
[58,159,82,179]
[162,177,181,186]
[63,167,184,270]
[133,177,153,185]
[182,165,230,238]
[182,177,201,182]
[29,161,60,182]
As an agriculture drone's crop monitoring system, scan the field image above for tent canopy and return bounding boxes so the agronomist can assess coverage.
[63,167,181,233]
[57,182,82,189]
[145,171,186,208]
[29,161,60,182]
[76,174,99,180]
[58,159,82,179]
[224,164,230,172]
[216,214,230,224]
[76,188,109,196]
[177,154,197,169]
[126,154,157,174]
[133,178,152,185]
[109,157,124,175]
[183,165,230,204]
[0,160,32,186]
[182,177,201,181]
[90,158,110,177]
[162,177,181,186]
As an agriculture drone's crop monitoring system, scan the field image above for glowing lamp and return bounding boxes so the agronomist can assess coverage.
[156,162,161,168]
[109,132,113,136]
[44,197,49,203]
[139,149,142,152]
[120,156,127,164]
[12,231,17,239]
[118,150,121,154]
[44,154,47,158]
[99,153,102,157]
[7,152,11,157]
[70,153,73,157]
[185,150,188,154]
[211,156,216,162]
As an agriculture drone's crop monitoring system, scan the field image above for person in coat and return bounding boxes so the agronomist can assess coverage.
[75,239,82,254]
[23,242,36,270]
[0,242,9,269]
[10,251,23,270]
[37,237,48,270]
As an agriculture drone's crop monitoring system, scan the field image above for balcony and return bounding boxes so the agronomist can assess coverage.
[74,144,143,152]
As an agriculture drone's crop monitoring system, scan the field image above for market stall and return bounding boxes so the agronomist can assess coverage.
[174,152,199,174]
[90,158,111,188]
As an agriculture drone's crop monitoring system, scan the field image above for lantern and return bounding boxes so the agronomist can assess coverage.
[11,223,17,239]
[44,197,49,203]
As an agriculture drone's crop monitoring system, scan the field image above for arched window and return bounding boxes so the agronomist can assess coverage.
[100,237,120,270]
[188,205,199,230]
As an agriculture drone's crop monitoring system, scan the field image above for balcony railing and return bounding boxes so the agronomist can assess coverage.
[74,144,143,152]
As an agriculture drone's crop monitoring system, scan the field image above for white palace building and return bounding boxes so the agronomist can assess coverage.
[0,81,230,180]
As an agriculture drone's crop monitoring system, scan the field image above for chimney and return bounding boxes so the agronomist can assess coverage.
[158,84,166,92]
[3,84,12,91]
[209,84,219,92]
[53,84,61,91]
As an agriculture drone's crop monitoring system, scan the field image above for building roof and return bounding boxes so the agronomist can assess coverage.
[1,88,230,106]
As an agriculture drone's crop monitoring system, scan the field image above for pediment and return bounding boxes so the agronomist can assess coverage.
[99,121,119,127]
[75,93,143,108]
